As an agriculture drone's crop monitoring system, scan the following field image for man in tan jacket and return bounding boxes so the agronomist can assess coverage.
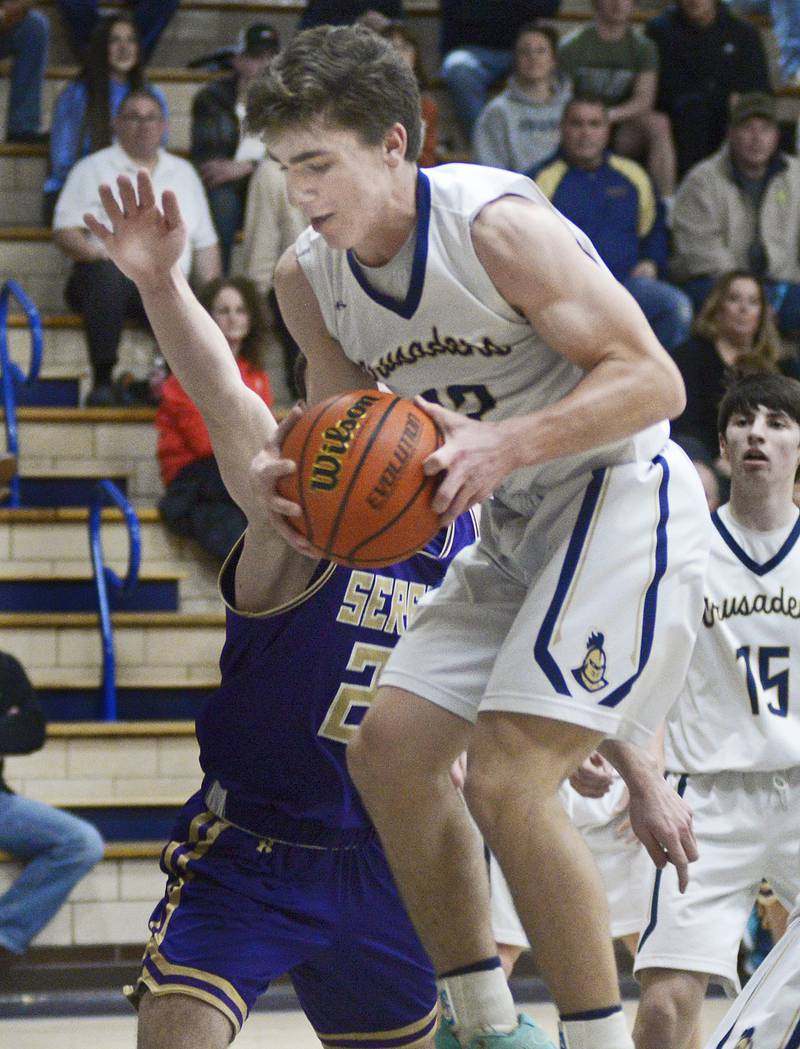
[671,92,800,335]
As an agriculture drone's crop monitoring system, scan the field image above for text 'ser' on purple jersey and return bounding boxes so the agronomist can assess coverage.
[196,511,479,846]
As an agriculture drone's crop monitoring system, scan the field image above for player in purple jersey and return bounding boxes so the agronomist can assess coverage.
[83,176,479,1049]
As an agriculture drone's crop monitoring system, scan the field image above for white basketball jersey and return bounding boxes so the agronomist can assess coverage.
[296,164,667,513]
[666,503,800,774]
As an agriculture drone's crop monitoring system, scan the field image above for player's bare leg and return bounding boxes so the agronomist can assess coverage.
[497,942,524,979]
[632,969,709,1049]
[349,687,493,969]
[137,990,234,1049]
[465,713,621,1016]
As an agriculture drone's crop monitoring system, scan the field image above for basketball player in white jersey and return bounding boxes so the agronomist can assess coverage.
[239,24,711,1049]
[634,373,800,1049]
[76,24,703,1049]
[702,893,800,1049]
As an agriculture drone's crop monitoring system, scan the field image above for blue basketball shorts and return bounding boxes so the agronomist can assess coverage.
[129,792,437,1048]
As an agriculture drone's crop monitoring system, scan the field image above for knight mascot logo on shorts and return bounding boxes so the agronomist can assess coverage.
[733,1028,755,1049]
[572,631,609,692]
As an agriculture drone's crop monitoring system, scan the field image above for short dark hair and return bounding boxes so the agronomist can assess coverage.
[717,372,800,436]
[246,24,422,162]
[514,20,560,57]
[198,276,270,367]
[118,86,166,117]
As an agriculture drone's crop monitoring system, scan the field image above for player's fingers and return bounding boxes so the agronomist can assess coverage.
[639,831,668,872]
[117,174,139,215]
[136,169,156,210]
[84,214,112,242]
[98,183,124,224]
[161,189,183,231]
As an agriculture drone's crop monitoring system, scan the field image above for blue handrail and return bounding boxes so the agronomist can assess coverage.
[88,480,141,720]
[0,281,43,507]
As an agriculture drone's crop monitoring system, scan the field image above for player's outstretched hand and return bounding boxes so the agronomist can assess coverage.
[82,170,187,289]
[415,397,517,523]
[626,774,697,893]
[570,751,614,799]
[249,404,322,558]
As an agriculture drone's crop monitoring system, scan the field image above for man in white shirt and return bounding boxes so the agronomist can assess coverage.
[53,88,221,406]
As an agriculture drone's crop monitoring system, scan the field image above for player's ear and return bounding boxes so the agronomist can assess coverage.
[383,123,408,167]
[718,433,728,463]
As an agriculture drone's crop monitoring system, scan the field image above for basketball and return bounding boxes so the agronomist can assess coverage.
[276,389,443,567]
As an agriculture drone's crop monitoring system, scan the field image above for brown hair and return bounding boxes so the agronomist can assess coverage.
[379,21,428,90]
[514,20,560,59]
[717,372,800,436]
[198,276,270,366]
[246,24,422,162]
[693,270,783,372]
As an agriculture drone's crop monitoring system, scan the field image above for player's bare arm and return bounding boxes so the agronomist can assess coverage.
[84,171,321,609]
[421,195,687,520]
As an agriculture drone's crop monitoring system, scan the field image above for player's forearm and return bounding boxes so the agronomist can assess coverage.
[138,267,260,431]
[499,350,685,471]
[598,738,660,794]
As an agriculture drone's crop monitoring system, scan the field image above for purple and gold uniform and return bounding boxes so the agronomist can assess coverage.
[128,512,478,1048]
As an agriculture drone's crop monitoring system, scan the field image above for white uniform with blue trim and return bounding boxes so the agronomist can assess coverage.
[635,505,800,996]
[296,163,710,743]
[702,896,800,1049]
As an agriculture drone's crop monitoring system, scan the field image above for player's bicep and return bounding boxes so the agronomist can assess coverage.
[472,197,663,372]
[274,247,375,405]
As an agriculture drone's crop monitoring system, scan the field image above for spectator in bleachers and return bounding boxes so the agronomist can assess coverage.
[0,1,49,144]
[43,13,168,224]
[190,24,280,274]
[440,0,561,141]
[299,2,403,29]
[533,96,693,351]
[671,270,800,462]
[0,650,104,966]
[473,21,571,173]
[380,21,439,167]
[728,0,800,85]
[53,89,221,407]
[156,276,272,562]
[56,0,178,62]
[559,0,677,200]
[672,93,800,337]
[646,0,771,178]
[241,160,306,401]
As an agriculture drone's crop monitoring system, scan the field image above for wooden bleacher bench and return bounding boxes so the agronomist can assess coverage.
[47,720,196,737]
[0,841,164,861]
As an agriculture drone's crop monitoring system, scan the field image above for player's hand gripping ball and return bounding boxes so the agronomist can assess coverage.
[276,390,443,567]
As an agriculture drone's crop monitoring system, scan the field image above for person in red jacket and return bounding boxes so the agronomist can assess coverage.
[156,276,273,560]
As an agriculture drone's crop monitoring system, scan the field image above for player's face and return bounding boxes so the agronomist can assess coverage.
[108,21,139,77]
[721,405,800,487]
[514,32,556,85]
[561,104,610,168]
[211,286,251,356]
[716,277,762,347]
[269,122,405,254]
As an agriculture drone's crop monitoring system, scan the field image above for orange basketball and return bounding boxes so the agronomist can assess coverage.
[276,389,443,567]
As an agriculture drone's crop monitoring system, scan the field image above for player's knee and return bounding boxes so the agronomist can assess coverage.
[634,971,696,1049]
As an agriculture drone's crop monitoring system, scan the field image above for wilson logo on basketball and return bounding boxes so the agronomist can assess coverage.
[310,393,381,491]
[367,412,423,509]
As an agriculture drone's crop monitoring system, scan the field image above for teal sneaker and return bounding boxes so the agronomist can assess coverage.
[435,1012,556,1049]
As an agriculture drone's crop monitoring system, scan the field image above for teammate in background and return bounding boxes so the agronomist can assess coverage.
[633,373,800,1049]
[247,25,710,1049]
[83,172,480,1049]
[702,893,800,1049]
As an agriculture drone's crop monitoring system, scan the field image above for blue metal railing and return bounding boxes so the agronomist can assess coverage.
[88,480,141,720]
[0,280,43,507]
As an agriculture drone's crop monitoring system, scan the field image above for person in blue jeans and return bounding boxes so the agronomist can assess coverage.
[728,0,800,84]
[0,651,104,963]
[0,2,49,143]
[56,0,178,61]
[532,97,693,353]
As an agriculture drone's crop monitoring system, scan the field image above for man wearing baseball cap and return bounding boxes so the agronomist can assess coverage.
[672,92,800,335]
[190,23,281,272]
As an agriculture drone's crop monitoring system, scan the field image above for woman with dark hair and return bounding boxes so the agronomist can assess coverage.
[672,270,800,463]
[156,277,273,562]
[43,13,168,222]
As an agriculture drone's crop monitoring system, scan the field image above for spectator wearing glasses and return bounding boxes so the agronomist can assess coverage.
[53,90,220,406]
